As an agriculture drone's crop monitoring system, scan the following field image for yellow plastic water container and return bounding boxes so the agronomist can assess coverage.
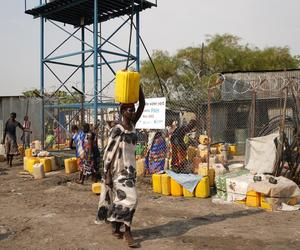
[115,70,140,103]
[161,174,171,196]
[183,187,194,197]
[64,158,78,174]
[39,158,52,173]
[170,178,183,197]
[27,158,40,174]
[136,158,145,177]
[46,156,58,171]
[260,194,273,210]
[152,174,162,193]
[72,157,79,171]
[25,148,32,158]
[228,144,237,155]
[23,157,30,171]
[33,163,45,179]
[195,176,210,198]
[92,182,101,194]
[198,166,215,187]
[246,190,261,207]
[199,135,209,145]
[235,199,246,205]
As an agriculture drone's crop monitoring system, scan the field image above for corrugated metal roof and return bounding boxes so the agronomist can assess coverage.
[25,0,156,26]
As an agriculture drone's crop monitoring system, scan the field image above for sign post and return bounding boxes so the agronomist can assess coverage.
[135,97,166,129]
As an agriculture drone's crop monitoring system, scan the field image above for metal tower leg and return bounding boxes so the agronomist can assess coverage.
[81,26,85,127]
[40,0,45,149]
[81,27,86,94]
[136,11,140,72]
[93,0,98,126]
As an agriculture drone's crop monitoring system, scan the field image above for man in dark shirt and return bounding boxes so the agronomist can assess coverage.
[2,112,24,166]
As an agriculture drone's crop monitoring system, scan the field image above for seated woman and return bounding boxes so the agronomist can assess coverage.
[145,132,167,174]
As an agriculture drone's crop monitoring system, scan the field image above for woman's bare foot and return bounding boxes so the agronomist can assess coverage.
[124,231,137,247]
[75,179,83,184]
[112,231,123,239]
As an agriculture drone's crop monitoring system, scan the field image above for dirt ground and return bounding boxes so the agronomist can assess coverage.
[1,158,300,250]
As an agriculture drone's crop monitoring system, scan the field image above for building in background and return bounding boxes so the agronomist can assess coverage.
[0,96,42,144]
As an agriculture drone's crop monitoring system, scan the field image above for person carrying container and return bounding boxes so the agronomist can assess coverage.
[96,86,145,247]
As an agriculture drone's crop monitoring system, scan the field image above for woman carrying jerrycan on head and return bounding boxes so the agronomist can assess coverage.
[96,70,145,248]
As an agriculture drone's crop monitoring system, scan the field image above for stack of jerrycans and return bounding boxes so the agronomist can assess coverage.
[152,173,210,198]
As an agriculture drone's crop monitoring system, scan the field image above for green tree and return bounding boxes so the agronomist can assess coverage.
[22,89,81,104]
[140,33,300,111]
[22,89,41,98]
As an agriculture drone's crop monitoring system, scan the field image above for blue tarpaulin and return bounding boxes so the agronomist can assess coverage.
[165,170,203,193]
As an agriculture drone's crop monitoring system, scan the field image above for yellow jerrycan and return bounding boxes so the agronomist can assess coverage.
[152,173,162,193]
[115,70,140,103]
[27,158,40,174]
[92,183,102,194]
[161,174,171,195]
[39,157,52,173]
[170,178,183,197]
[195,176,210,198]
[198,166,215,187]
[64,158,78,174]
[25,148,32,158]
[183,187,194,197]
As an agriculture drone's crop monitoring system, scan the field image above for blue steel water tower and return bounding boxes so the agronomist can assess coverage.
[25,0,157,148]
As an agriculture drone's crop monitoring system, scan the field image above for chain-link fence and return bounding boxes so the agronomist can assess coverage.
[130,70,300,178]
[7,70,299,180]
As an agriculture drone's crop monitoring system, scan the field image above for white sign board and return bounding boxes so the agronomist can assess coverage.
[135,97,166,129]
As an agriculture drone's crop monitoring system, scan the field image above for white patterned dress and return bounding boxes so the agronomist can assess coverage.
[97,124,138,226]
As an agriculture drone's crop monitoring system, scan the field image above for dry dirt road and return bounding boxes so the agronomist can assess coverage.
[1,159,300,250]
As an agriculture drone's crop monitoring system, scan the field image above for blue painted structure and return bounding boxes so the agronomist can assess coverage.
[25,0,157,148]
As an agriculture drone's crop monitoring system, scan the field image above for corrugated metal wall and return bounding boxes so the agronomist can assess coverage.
[0,97,42,144]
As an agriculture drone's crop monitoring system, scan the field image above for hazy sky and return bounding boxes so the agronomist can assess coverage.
[1,0,300,96]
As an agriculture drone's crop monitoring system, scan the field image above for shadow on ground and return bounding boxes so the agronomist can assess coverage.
[133,209,263,244]
[0,165,8,176]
